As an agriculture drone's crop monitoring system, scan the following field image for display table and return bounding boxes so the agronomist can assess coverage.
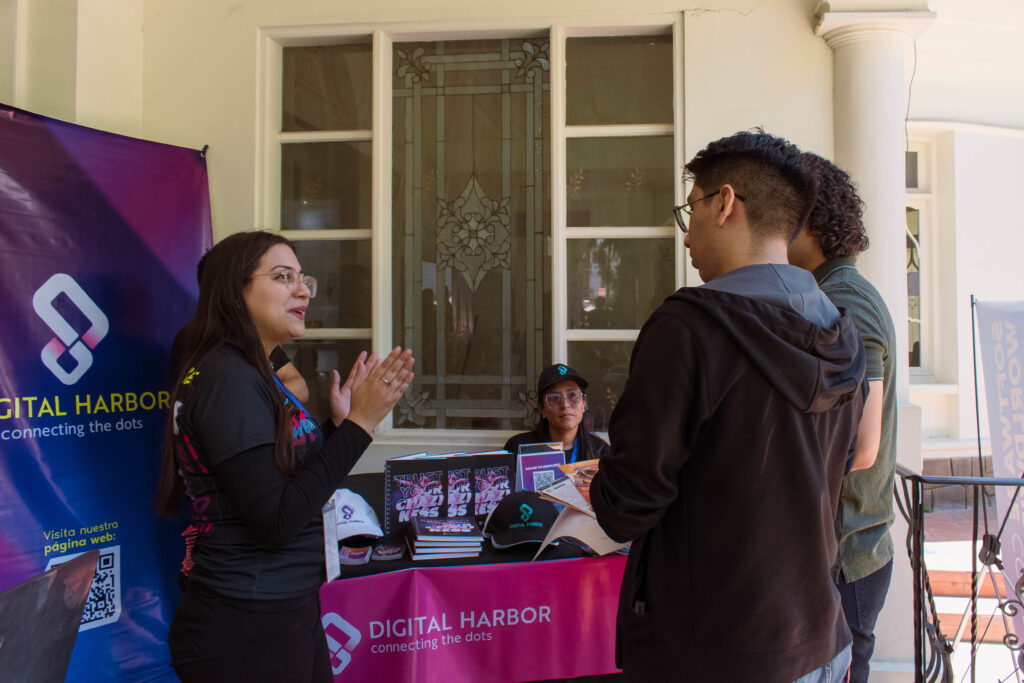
[319,473,626,682]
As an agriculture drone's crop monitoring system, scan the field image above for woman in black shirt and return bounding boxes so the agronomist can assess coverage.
[154,231,414,682]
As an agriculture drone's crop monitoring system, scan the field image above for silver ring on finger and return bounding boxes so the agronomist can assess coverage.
[382,377,393,385]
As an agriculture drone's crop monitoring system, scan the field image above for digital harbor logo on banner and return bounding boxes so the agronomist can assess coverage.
[3,270,171,444]
[33,273,109,386]
[323,612,362,675]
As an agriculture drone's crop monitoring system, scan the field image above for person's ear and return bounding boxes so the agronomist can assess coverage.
[716,184,741,226]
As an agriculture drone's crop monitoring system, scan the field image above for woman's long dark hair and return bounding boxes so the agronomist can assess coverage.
[153,231,296,516]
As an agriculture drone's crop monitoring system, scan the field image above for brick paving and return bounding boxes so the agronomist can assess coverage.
[924,505,1001,542]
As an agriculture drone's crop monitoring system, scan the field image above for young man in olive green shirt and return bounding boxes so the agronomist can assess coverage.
[789,153,898,683]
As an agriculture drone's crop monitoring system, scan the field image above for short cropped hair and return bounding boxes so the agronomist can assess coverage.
[684,129,818,243]
[802,152,869,258]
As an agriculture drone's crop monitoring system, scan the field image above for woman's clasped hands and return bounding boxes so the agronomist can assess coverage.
[329,347,415,434]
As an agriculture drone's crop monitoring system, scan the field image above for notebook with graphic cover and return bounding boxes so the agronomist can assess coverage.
[384,454,444,539]
[385,450,516,536]
[472,452,515,523]
[444,456,474,518]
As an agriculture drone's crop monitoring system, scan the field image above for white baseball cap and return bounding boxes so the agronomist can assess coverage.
[332,489,383,540]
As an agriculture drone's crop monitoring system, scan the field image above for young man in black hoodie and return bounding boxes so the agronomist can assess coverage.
[590,131,866,683]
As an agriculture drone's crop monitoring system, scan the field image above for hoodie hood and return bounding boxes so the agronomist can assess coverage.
[663,287,865,413]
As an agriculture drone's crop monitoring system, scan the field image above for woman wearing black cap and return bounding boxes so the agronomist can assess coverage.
[503,363,609,463]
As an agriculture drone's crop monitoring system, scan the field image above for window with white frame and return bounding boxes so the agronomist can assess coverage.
[906,138,933,376]
[267,20,683,436]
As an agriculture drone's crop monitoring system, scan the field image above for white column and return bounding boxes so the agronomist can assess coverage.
[817,10,935,402]
[817,11,935,682]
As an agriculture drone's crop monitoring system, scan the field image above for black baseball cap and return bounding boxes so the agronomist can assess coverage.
[482,491,559,549]
[537,364,588,396]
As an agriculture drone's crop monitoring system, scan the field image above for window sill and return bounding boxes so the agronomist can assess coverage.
[909,380,958,395]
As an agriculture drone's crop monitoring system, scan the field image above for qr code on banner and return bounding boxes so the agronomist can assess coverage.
[46,545,121,631]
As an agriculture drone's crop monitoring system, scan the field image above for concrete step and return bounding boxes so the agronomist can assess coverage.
[928,568,1007,598]
[934,605,1008,645]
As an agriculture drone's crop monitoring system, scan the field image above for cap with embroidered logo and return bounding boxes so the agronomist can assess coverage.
[536,364,588,397]
[332,488,383,541]
[482,490,560,549]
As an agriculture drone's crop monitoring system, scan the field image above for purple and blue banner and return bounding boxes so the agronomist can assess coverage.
[0,104,211,680]
[976,299,1024,641]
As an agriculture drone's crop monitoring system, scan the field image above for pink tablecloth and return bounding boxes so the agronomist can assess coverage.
[319,555,626,682]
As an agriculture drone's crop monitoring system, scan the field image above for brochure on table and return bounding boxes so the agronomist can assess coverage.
[532,458,629,559]
[556,459,599,504]
[537,476,592,515]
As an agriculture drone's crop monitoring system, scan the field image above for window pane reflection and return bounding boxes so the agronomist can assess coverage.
[283,44,372,132]
[281,338,372,420]
[567,137,674,227]
[282,142,370,230]
[907,207,921,367]
[566,35,672,125]
[292,240,371,329]
[568,341,633,432]
[568,238,674,329]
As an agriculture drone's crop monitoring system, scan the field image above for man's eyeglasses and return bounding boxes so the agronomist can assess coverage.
[251,268,318,298]
[543,390,585,408]
[672,189,746,233]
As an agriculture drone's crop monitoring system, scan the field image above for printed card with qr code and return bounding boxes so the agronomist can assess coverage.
[46,545,121,631]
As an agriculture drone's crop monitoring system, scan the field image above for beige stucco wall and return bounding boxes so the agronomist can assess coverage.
[952,129,1024,438]
[6,0,835,240]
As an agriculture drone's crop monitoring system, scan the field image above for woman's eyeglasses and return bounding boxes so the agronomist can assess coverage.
[251,268,318,298]
[543,390,584,408]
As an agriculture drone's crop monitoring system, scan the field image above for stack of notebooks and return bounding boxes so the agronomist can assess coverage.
[383,449,515,538]
[406,516,484,561]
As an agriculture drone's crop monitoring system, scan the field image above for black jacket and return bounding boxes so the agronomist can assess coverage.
[591,286,865,683]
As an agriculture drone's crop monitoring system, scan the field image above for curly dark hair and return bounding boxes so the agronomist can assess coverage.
[802,152,868,258]
[684,129,819,243]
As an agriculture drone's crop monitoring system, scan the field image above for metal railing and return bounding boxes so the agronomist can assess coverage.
[896,464,1024,682]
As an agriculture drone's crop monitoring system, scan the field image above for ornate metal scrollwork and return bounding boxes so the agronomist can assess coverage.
[998,574,1024,665]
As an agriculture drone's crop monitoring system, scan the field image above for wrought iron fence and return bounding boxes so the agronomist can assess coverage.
[896,464,1024,682]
